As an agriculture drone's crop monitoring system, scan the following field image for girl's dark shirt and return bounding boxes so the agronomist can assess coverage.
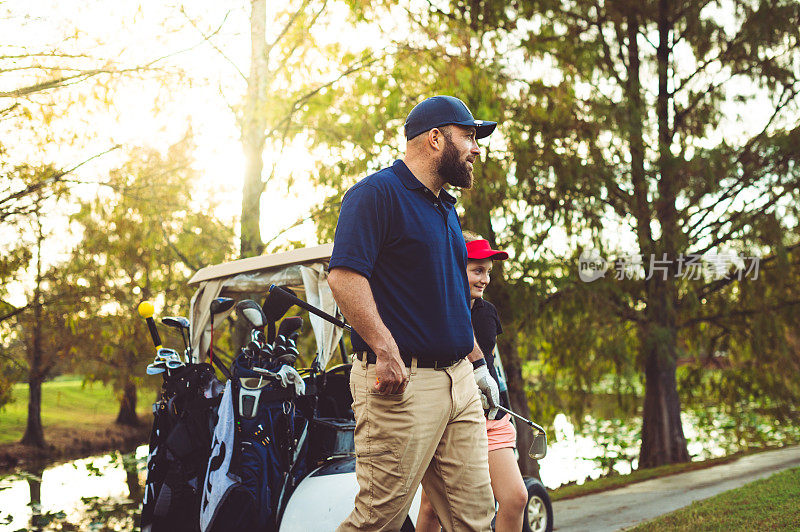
[471,298,511,420]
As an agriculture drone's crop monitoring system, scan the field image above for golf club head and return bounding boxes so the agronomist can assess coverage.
[161,316,190,330]
[210,297,235,316]
[156,347,182,359]
[146,363,166,375]
[263,286,297,323]
[236,299,267,329]
[255,346,275,370]
[529,432,547,460]
[250,329,266,345]
[257,342,274,361]
[275,353,297,367]
[276,316,303,338]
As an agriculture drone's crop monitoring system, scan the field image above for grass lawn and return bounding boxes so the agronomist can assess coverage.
[0,376,153,444]
[549,448,770,502]
[631,466,800,530]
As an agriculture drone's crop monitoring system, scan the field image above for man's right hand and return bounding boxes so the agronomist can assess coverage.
[326,267,408,394]
[373,348,409,395]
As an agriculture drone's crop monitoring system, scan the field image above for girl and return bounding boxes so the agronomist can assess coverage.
[416,232,528,531]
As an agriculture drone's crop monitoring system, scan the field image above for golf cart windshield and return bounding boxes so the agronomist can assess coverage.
[187,244,344,369]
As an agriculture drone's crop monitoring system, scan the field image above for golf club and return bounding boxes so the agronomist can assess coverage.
[268,284,352,332]
[275,316,303,341]
[236,299,268,330]
[495,405,548,460]
[262,287,298,344]
[273,316,303,366]
[209,297,235,376]
[162,316,191,362]
[137,301,163,351]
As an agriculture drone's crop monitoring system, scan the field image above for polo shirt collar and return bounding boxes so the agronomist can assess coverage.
[392,159,458,205]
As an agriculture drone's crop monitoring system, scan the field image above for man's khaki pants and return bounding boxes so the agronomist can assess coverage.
[337,357,494,532]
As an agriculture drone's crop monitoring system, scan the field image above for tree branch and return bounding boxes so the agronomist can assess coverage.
[679,299,800,329]
[179,8,245,82]
[691,241,800,302]
[0,145,120,220]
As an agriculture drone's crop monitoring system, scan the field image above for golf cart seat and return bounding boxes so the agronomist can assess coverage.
[315,363,354,420]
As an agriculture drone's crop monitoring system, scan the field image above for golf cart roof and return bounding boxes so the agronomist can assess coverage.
[188,242,343,369]
[188,243,333,286]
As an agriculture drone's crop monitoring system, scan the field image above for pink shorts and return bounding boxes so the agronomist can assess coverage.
[485,413,516,451]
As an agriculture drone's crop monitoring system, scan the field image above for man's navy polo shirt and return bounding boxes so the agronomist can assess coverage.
[329,160,473,361]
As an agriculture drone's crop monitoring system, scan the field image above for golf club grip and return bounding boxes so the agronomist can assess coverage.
[145,317,162,350]
[210,354,232,381]
[269,285,352,332]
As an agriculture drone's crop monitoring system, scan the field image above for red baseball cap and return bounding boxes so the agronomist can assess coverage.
[466,239,508,260]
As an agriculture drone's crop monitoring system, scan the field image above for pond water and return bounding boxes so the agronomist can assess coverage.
[0,446,148,531]
[0,410,789,530]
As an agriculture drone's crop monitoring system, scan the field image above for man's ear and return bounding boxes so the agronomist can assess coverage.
[427,128,443,151]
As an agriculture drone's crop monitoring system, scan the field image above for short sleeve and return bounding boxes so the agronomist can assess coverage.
[329,183,389,278]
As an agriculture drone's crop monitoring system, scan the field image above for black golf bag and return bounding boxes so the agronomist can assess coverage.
[141,363,223,532]
[200,358,307,532]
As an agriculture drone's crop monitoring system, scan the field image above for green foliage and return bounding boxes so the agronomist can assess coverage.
[631,466,800,531]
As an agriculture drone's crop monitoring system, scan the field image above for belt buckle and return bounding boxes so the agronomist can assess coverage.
[433,359,451,371]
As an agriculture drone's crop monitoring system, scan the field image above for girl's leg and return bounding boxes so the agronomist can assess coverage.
[416,489,442,532]
[488,447,528,532]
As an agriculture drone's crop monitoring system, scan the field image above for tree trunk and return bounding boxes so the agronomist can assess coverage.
[125,457,143,501]
[638,287,689,467]
[241,0,269,258]
[638,0,689,469]
[22,213,46,448]
[21,376,45,447]
[115,379,139,426]
[27,465,44,529]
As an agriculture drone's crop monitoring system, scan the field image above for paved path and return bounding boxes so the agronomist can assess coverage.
[551,445,800,531]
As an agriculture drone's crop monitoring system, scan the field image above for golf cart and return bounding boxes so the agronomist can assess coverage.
[186,244,553,532]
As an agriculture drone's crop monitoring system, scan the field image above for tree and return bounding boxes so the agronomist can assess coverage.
[222,0,381,258]
[237,0,324,257]
[6,187,83,446]
[65,135,235,425]
[511,0,800,467]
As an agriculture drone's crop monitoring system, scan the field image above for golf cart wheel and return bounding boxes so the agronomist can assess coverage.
[522,477,553,532]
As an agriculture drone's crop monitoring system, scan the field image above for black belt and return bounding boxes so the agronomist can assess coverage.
[355,352,463,370]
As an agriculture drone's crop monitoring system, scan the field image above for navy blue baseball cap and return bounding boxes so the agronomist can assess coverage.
[404,95,497,140]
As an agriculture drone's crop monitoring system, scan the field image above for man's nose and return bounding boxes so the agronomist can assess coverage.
[471,140,480,155]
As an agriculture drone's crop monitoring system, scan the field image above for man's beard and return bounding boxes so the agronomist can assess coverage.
[437,135,473,189]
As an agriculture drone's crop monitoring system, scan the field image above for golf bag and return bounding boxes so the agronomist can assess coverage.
[200,362,306,532]
[141,363,223,532]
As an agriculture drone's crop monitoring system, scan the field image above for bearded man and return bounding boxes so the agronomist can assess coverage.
[328,95,501,532]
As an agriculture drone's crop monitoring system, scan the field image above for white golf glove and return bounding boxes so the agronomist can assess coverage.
[473,362,500,419]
